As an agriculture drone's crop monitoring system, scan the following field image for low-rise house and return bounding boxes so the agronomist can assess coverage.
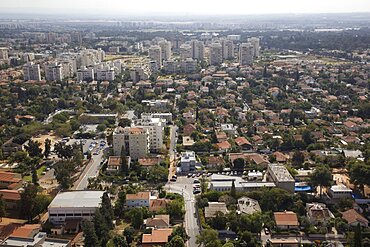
[149,198,171,212]
[216,132,228,143]
[274,211,299,230]
[216,141,231,152]
[221,124,237,136]
[306,203,334,225]
[237,197,261,215]
[0,172,23,190]
[1,138,24,157]
[342,209,369,228]
[126,192,152,208]
[10,224,41,239]
[328,184,352,199]
[245,153,269,167]
[145,215,170,229]
[183,124,196,136]
[142,228,172,247]
[0,189,21,210]
[205,202,229,218]
[272,152,289,163]
[207,155,225,170]
[106,156,121,174]
[234,137,252,150]
[139,157,161,168]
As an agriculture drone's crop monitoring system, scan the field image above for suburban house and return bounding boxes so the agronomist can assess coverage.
[106,156,122,174]
[0,189,21,210]
[145,215,170,229]
[141,228,172,247]
[306,203,334,225]
[234,137,253,150]
[342,209,369,228]
[328,184,352,199]
[125,192,152,208]
[274,211,299,230]
[0,172,23,190]
[207,155,225,170]
[205,202,229,218]
[237,197,261,215]
[149,198,171,212]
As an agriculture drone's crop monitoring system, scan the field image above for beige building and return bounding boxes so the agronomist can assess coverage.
[113,127,149,160]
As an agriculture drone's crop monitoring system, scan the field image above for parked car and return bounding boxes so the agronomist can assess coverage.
[170,178,177,182]
[193,179,200,184]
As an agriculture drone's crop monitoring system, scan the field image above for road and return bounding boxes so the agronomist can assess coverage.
[72,138,106,190]
[168,125,178,179]
[165,177,200,247]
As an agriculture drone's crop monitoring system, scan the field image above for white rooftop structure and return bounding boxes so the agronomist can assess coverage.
[237,196,262,215]
[49,191,104,208]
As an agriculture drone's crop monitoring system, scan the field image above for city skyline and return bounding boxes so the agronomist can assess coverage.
[1,0,370,16]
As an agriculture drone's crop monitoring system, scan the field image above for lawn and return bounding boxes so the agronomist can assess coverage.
[23,165,47,182]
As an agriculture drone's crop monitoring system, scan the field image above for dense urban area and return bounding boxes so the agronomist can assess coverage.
[0,13,370,247]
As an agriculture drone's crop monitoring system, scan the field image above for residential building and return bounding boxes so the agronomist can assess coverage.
[181,58,197,74]
[0,229,70,247]
[237,197,261,215]
[209,174,276,192]
[180,151,198,173]
[135,118,164,152]
[274,211,299,230]
[221,39,234,60]
[96,67,115,81]
[149,45,162,68]
[180,43,192,60]
[141,113,173,124]
[23,62,41,81]
[248,37,260,57]
[0,47,8,60]
[145,215,170,229]
[342,209,369,228]
[45,62,63,81]
[163,59,178,74]
[191,40,205,60]
[48,190,104,225]
[106,156,122,174]
[149,198,171,212]
[209,43,223,66]
[328,184,352,199]
[76,66,94,82]
[239,43,254,66]
[142,228,172,247]
[306,203,334,225]
[0,190,21,210]
[0,172,23,190]
[125,192,151,208]
[221,124,237,136]
[158,40,172,61]
[112,127,149,160]
[227,35,241,41]
[205,202,229,218]
[266,164,295,193]
[130,66,149,82]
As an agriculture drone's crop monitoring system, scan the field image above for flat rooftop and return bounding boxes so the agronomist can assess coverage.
[268,164,295,182]
[48,191,104,208]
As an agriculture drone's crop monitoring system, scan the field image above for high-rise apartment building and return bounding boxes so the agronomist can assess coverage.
[149,45,162,68]
[221,39,234,60]
[0,47,8,60]
[113,127,149,160]
[77,66,94,82]
[248,37,260,57]
[23,62,41,81]
[158,40,172,61]
[239,43,254,66]
[180,44,192,60]
[209,43,223,66]
[191,40,205,61]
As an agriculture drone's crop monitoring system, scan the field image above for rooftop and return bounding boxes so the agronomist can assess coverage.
[48,191,104,208]
[274,211,299,226]
[268,164,295,182]
[126,191,151,201]
[142,228,172,244]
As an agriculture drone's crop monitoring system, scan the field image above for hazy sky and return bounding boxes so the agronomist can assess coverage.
[2,0,370,15]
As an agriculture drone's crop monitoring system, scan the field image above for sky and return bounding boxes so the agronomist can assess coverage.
[1,0,370,15]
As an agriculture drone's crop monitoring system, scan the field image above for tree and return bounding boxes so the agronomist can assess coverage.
[44,139,51,158]
[19,184,38,222]
[222,243,234,247]
[310,164,332,198]
[94,210,110,246]
[32,166,38,185]
[25,140,42,158]
[233,158,245,171]
[348,161,370,196]
[169,225,189,243]
[166,235,185,247]
[118,118,132,128]
[130,208,143,229]
[81,220,99,247]
[123,227,135,244]
[100,192,114,229]
[166,198,185,220]
[354,223,363,247]
[230,180,236,198]
[114,191,126,218]
[292,151,304,167]
[112,235,128,247]
[0,195,6,220]
[54,162,74,189]
[196,229,222,247]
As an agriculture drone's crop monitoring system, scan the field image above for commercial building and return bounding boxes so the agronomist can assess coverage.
[191,40,205,60]
[113,127,149,160]
[209,43,223,66]
[266,164,295,193]
[48,190,104,225]
[239,43,254,66]
[23,62,41,81]
[149,45,162,68]
[45,63,63,81]
[76,66,94,82]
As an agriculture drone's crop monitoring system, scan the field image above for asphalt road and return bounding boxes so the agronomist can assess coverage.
[165,176,200,247]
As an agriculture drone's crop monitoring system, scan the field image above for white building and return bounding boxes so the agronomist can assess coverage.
[227,35,241,41]
[125,192,152,208]
[180,44,192,60]
[135,118,164,152]
[77,66,94,82]
[181,58,197,74]
[191,40,205,61]
[248,37,260,57]
[239,43,254,66]
[23,62,41,81]
[76,48,105,68]
[96,67,115,81]
[113,127,149,160]
[48,191,104,225]
[266,164,295,193]
[141,113,173,124]
[149,45,162,68]
[45,63,63,81]
[328,184,352,199]
[209,43,223,66]
[0,47,8,60]
[158,40,172,61]
[180,151,197,173]
[130,66,149,83]
[221,39,234,60]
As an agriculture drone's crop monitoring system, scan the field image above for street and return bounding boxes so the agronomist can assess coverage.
[165,177,200,247]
